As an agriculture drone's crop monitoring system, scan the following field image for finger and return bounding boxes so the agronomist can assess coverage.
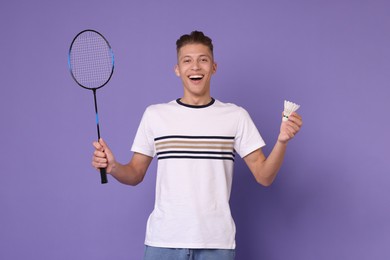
[92,156,108,168]
[286,120,301,132]
[92,152,107,163]
[289,112,303,123]
[93,141,103,151]
[287,115,303,128]
[281,112,302,124]
[93,150,106,158]
[285,126,296,137]
[283,121,300,135]
[92,161,107,170]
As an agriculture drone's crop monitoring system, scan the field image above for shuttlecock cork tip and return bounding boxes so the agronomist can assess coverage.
[283,100,300,121]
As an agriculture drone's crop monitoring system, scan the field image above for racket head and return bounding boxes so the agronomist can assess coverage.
[68,29,114,90]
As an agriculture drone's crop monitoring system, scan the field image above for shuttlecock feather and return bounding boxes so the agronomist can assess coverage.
[283,100,300,121]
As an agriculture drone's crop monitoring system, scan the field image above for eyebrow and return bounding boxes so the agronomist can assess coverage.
[180,54,212,61]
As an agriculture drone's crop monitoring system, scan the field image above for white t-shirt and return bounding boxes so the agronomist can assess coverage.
[131,98,265,249]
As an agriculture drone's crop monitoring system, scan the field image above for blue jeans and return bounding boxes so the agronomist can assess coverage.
[144,246,235,260]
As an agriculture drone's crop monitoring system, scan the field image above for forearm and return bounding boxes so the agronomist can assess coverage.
[246,140,288,186]
[109,161,145,186]
[259,140,288,185]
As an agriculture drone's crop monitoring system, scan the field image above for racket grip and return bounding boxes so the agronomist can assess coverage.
[100,168,108,184]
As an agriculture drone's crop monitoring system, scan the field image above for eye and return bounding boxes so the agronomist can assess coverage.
[182,57,192,63]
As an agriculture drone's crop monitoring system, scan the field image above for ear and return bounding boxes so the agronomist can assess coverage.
[212,62,217,74]
[174,64,180,77]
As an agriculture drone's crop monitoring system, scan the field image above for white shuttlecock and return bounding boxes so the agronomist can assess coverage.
[283,100,300,121]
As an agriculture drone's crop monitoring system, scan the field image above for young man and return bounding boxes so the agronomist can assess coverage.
[92,31,303,260]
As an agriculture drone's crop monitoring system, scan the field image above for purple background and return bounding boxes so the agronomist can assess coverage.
[1,0,389,259]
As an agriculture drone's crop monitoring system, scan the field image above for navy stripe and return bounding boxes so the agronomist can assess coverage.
[157,156,235,161]
[155,135,235,141]
[157,150,235,156]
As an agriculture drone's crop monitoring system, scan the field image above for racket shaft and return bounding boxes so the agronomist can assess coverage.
[93,89,108,184]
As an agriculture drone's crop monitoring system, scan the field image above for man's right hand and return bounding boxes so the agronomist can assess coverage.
[92,138,116,174]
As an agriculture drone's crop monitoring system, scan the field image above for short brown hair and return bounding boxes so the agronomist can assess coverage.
[176,31,214,56]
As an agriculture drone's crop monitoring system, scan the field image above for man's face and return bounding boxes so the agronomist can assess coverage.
[175,43,217,99]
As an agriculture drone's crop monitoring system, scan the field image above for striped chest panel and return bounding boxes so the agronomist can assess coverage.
[154,135,236,161]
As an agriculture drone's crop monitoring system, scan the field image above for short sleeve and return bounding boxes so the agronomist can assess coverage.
[234,108,266,158]
[131,107,155,157]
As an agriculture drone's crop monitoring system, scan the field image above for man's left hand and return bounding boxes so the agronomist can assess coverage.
[278,112,303,143]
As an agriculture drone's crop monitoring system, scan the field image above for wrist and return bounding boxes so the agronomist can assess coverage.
[108,160,118,175]
[277,136,289,146]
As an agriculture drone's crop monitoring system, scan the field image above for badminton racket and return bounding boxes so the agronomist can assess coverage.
[68,29,115,184]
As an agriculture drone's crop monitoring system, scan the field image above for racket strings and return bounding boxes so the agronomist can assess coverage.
[70,31,113,89]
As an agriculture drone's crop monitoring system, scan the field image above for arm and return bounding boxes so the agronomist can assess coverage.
[92,138,153,186]
[244,112,303,187]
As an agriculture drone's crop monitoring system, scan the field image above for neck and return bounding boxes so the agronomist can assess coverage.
[180,95,212,106]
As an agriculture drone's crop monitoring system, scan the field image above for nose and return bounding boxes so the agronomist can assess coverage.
[191,61,200,70]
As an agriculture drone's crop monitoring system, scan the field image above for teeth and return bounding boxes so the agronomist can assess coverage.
[189,75,203,79]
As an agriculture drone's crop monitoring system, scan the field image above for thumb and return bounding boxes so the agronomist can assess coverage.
[99,138,108,150]
[99,138,113,157]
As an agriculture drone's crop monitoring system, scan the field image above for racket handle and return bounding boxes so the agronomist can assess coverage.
[100,168,108,184]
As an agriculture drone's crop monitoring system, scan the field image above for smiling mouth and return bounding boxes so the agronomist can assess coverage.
[189,75,204,81]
